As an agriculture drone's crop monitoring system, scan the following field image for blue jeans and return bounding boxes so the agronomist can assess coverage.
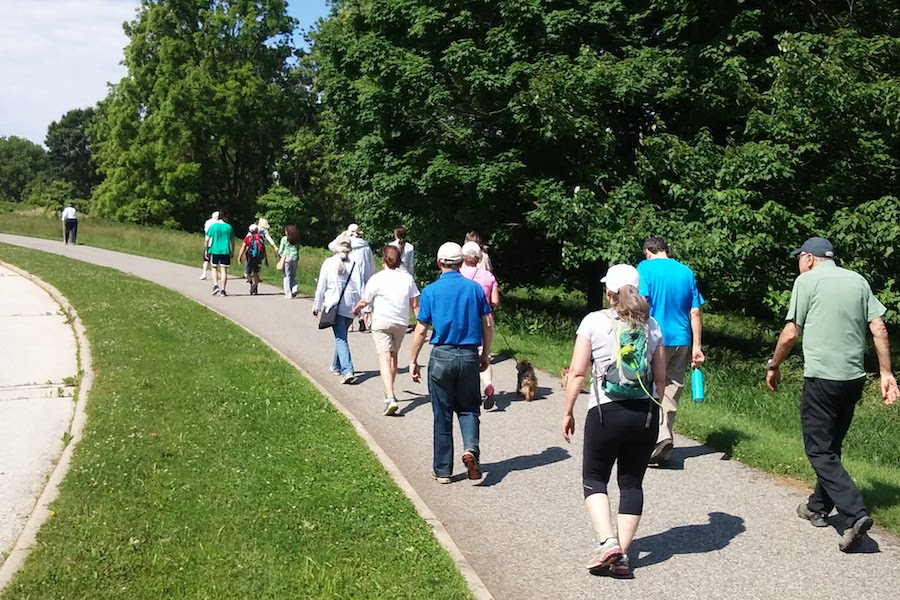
[331,315,354,376]
[283,258,298,298]
[428,345,481,477]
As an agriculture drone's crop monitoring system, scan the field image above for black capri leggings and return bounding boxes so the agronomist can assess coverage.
[582,400,659,515]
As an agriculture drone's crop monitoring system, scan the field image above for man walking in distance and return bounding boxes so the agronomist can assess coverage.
[410,242,493,483]
[200,210,219,280]
[206,211,235,297]
[61,203,78,245]
[637,237,705,464]
[766,236,898,552]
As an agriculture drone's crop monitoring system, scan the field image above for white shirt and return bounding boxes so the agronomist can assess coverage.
[61,206,77,221]
[203,218,216,234]
[389,240,415,277]
[576,309,663,408]
[313,255,364,318]
[328,235,376,284]
[363,268,420,326]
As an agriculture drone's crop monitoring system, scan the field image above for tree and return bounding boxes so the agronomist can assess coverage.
[45,107,101,200]
[314,1,900,316]
[0,136,48,202]
[92,0,308,228]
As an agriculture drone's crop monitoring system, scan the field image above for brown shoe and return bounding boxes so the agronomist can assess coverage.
[462,451,482,480]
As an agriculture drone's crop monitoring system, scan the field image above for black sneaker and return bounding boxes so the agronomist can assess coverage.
[796,503,828,528]
[649,440,673,464]
[358,319,367,332]
[211,285,220,296]
[839,515,873,552]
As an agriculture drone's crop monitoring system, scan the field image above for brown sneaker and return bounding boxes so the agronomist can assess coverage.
[462,451,482,480]
[839,515,873,552]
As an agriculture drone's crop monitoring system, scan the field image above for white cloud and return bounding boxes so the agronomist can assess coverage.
[0,0,138,145]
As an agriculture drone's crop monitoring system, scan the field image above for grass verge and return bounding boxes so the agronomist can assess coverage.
[0,245,472,600]
[0,204,330,295]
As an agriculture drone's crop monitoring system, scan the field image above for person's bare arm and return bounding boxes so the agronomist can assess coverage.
[690,308,704,367]
[870,317,899,405]
[766,321,801,392]
[409,322,429,382]
[651,343,666,399]
[352,298,368,316]
[562,335,591,443]
[480,314,493,372]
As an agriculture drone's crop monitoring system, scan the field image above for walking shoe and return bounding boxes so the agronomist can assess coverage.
[796,503,828,528]
[611,554,631,579]
[199,273,207,280]
[431,473,451,484]
[341,373,357,385]
[649,440,673,464]
[483,384,496,410]
[250,282,258,295]
[218,289,227,297]
[358,319,367,333]
[839,515,873,552]
[330,368,341,376]
[211,285,220,295]
[587,537,623,574]
[462,451,482,480]
[383,396,399,416]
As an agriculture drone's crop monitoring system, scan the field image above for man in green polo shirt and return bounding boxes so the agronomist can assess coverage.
[206,211,235,297]
[766,236,898,552]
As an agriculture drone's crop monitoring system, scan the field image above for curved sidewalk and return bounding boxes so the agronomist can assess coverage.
[1,234,899,600]
[0,264,79,564]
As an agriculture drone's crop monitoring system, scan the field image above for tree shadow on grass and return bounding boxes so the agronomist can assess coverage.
[630,512,746,569]
[476,446,570,487]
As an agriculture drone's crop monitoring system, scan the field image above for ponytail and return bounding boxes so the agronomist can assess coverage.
[610,285,649,327]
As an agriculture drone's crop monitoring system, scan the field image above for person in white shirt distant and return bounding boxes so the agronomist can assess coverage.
[200,210,220,280]
[61,204,78,245]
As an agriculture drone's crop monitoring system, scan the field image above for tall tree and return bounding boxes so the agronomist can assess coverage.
[92,0,305,228]
[314,0,900,315]
[45,107,101,199]
[0,136,48,202]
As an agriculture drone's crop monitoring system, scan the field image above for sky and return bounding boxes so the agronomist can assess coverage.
[0,0,330,146]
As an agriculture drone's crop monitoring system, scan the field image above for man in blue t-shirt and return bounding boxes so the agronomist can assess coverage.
[410,242,493,483]
[637,236,705,463]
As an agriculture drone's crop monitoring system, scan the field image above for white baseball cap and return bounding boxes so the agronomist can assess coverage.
[601,264,640,293]
[436,241,464,264]
[461,241,482,261]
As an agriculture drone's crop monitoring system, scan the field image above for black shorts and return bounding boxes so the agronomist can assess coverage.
[246,256,263,273]
[210,254,231,267]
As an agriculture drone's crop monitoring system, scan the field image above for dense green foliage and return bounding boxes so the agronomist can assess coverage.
[90,0,312,228]
[312,0,900,316]
[0,136,47,202]
[2,1,900,318]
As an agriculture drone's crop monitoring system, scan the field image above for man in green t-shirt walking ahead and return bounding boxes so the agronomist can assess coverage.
[206,211,235,297]
[766,236,898,552]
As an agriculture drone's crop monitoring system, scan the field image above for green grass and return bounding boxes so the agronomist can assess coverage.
[0,204,330,295]
[0,245,472,600]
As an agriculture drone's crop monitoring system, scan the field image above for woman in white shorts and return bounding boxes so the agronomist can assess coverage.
[353,245,420,415]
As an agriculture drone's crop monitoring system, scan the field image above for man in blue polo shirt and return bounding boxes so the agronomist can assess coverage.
[637,236,705,464]
[410,242,493,483]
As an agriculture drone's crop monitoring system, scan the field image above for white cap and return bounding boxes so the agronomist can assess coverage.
[461,241,482,261]
[436,241,464,264]
[249,224,259,233]
[347,223,359,233]
[601,264,640,293]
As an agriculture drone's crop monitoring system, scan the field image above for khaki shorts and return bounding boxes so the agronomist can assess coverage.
[372,322,407,354]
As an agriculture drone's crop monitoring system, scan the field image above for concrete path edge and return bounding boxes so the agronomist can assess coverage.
[199,301,495,600]
[0,261,94,592]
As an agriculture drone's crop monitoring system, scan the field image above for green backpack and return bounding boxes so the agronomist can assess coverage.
[601,315,653,400]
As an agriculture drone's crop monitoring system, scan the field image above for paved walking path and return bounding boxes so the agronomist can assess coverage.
[2,233,900,599]
[0,264,78,556]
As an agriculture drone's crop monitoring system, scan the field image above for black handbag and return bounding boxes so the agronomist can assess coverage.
[318,262,355,330]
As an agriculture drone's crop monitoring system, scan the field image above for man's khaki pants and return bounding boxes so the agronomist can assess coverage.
[657,346,690,445]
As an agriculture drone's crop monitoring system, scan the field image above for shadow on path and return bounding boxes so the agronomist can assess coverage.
[632,512,745,568]
[477,446,571,487]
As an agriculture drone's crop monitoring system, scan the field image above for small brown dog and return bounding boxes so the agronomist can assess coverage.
[560,367,570,389]
[516,360,538,401]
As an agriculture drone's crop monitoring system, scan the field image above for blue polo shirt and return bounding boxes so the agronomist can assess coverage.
[637,257,705,347]
[418,270,492,346]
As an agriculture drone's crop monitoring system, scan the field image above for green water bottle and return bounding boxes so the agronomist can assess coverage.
[691,368,705,402]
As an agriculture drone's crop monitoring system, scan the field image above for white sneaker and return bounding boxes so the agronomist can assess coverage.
[383,396,399,416]
[199,273,207,280]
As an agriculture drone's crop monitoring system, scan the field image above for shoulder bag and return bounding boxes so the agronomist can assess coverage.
[318,262,355,329]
